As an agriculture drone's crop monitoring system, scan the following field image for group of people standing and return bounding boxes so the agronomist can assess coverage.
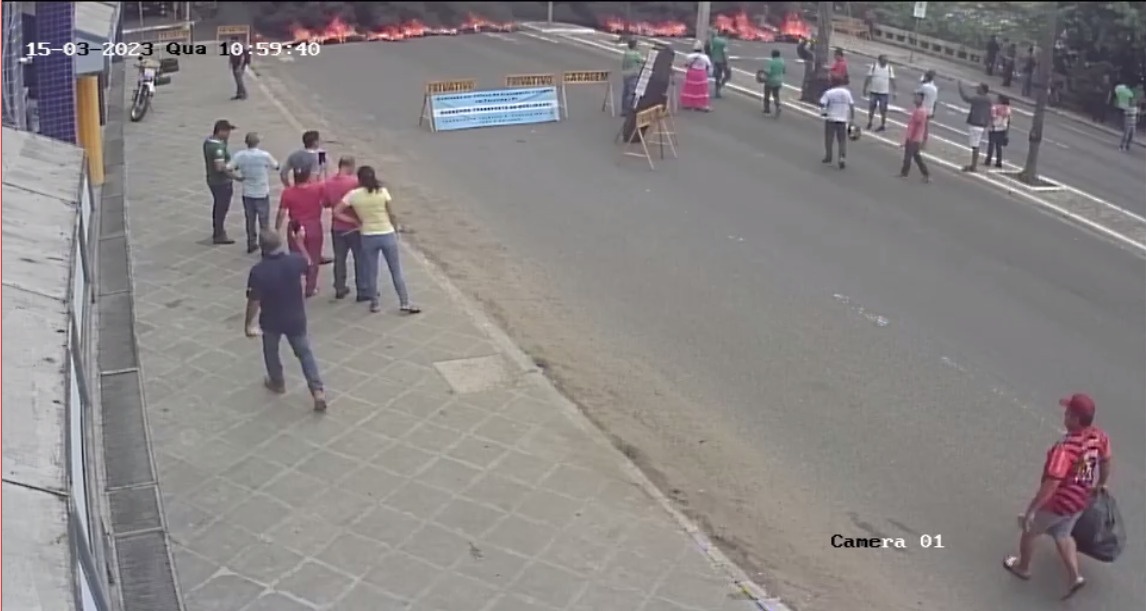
[202,120,422,410]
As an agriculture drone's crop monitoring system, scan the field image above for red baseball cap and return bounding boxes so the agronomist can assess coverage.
[1059,393,1096,419]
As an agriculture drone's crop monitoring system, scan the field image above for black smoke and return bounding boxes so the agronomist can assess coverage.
[252,2,795,38]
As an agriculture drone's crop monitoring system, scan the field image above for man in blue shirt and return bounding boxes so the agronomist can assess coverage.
[245,230,327,411]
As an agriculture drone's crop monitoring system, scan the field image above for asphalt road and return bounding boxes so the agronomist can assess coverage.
[259,32,1145,611]
[645,36,1146,216]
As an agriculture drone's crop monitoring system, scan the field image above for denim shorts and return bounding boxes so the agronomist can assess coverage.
[1030,509,1083,540]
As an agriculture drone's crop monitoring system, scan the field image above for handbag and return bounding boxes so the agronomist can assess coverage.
[1072,489,1126,562]
[1000,130,1009,147]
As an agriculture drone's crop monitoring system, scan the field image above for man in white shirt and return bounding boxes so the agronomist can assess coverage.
[228,132,280,253]
[863,54,896,132]
[915,70,940,146]
[820,74,856,169]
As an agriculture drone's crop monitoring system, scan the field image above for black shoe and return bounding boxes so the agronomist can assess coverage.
[876,125,886,132]
[995,163,1003,168]
[838,159,846,170]
[334,288,350,300]
[213,235,236,245]
[763,108,771,114]
[822,157,833,164]
[231,95,242,100]
[866,123,873,131]
[355,295,372,303]
[320,257,333,266]
[246,244,258,254]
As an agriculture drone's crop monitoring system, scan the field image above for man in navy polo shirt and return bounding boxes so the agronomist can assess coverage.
[244,230,328,411]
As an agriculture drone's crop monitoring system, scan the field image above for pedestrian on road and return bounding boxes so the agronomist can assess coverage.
[244,230,328,412]
[762,49,785,116]
[1001,42,1017,88]
[679,41,713,112]
[916,70,939,148]
[228,132,280,253]
[204,119,241,245]
[863,54,896,132]
[820,74,855,170]
[957,81,993,173]
[620,38,643,115]
[985,35,1000,77]
[708,30,731,98]
[829,48,849,85]
[1021,46,1037,98]
[1113,81,1138,150]
[228,37,251,100]
[275,167,325,297]
[280,130,324,188]
[333,166,421,315]
[899,91,930,182]
[322,156,366,300]
[1003,393,1111,600]
[984,95,1012,168]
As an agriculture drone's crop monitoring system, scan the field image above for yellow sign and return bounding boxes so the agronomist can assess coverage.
[425,79,476,95]
[564,70,610,84]
[156,27,192,43]
[505,74,556,88]
[622,104,677,170]
[634,106,658,129]
[217,24,251,43]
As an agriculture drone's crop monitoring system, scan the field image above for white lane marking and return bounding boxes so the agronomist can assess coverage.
[484,33,519,44]
[520,31,1146,255]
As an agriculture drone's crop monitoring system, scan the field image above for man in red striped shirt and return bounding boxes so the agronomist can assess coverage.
[1003,393,1112,599]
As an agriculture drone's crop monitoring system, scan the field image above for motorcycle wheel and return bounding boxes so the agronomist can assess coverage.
[129,90,150,122]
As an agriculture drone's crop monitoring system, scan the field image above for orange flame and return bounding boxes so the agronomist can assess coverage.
[289,15,508,44]
[600,17,688,37]
[713,11,775,42]
[778,13,811,41]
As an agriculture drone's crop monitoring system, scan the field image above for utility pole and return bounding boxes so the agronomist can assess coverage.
[547,1,553,24]
[1019,1,1058,185]
[801,1,833,102]
[696,2,711,46]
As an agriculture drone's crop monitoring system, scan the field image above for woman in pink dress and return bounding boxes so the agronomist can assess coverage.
[679,41,713,112]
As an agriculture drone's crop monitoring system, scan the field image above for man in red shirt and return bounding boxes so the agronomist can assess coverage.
[829,48,849,85]
[899,91,930,182]
[276,167,326,297]
[322,156,364,300]
[1003,393,1112,599]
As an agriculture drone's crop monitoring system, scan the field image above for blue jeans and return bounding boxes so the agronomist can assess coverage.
[331,228,366,297]
[208,182,233,238]
[1121,111,1136,149]
[242,196,270,248]
[360,232,409,308]
[262,331,323,392]
[621,75,639,115]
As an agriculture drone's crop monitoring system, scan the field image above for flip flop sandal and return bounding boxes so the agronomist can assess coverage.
[1062,577,1086,600]
[1002,557,1030,581]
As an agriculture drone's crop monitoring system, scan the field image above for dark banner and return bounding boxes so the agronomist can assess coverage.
[622,44,674,141]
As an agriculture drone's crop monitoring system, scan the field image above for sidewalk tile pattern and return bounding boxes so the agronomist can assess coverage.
[122,56,757,611]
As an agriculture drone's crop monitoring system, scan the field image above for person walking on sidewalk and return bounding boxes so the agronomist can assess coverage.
[863,54,896,132]
[984,95,1012,168]
[620,38,643,115]
[333,166,421,315]
[1114,82,1138,150]
[275,167,325,297]
[707,30,731,98]
[322,156,366,300]
[679,41,713,112]
[204,119,241,245]
[244,230,328,412]
[228,37,252,100]
[900,91,930,182]
[1003,393,1111,600]
[957,81,993,173]
[762,49,785,116]
[229,132,279,253]
[820,74,855,170]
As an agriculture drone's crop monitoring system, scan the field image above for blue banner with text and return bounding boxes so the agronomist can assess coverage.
[431,87,561,132]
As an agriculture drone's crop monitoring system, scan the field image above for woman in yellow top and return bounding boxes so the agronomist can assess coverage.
[333,166,420,314]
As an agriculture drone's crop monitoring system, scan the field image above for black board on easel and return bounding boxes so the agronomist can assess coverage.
[620,44,675,143]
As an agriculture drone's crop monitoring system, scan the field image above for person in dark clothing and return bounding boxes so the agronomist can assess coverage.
[957,81,994,172]
[203,119,240,244]
[985,35,1000,76]
[245,230,328,412]
[1021,47,1037,98]
[1002,42,1017,87]
[228,37,251,100]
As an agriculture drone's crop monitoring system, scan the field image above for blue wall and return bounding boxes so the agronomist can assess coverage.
[35,1,76,143]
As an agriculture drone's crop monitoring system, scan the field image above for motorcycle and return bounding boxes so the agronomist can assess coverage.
[129,57,179,122]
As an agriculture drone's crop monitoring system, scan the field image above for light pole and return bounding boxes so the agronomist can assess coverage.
[1019,1,1059,185]
[696,2,711,45]
[801,2,833,102]
[547,2,553,24]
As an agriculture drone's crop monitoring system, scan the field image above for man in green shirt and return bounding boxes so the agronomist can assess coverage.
[708,31,730,98]
[204,119,239,244]
[762,49,786,116]
[620,38,643,115]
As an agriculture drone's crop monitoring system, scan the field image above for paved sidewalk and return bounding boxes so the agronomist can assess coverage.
[123,57,766,611]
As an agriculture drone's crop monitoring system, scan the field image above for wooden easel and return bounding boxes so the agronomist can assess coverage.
[561,71,615,118]
[619,104,677,170]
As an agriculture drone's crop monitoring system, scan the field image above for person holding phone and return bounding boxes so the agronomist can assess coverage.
[280,130,323,187]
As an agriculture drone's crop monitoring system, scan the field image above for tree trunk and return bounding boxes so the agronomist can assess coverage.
[1019,2,1059,185]
[801,2,834,102]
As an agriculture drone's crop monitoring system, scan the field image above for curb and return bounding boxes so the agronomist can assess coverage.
[247,66,794,611]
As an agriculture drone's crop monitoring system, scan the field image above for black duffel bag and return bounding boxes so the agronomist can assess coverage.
[1071,489,1126,562]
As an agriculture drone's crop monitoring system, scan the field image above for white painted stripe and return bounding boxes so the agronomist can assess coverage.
[522,31,1146,255]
